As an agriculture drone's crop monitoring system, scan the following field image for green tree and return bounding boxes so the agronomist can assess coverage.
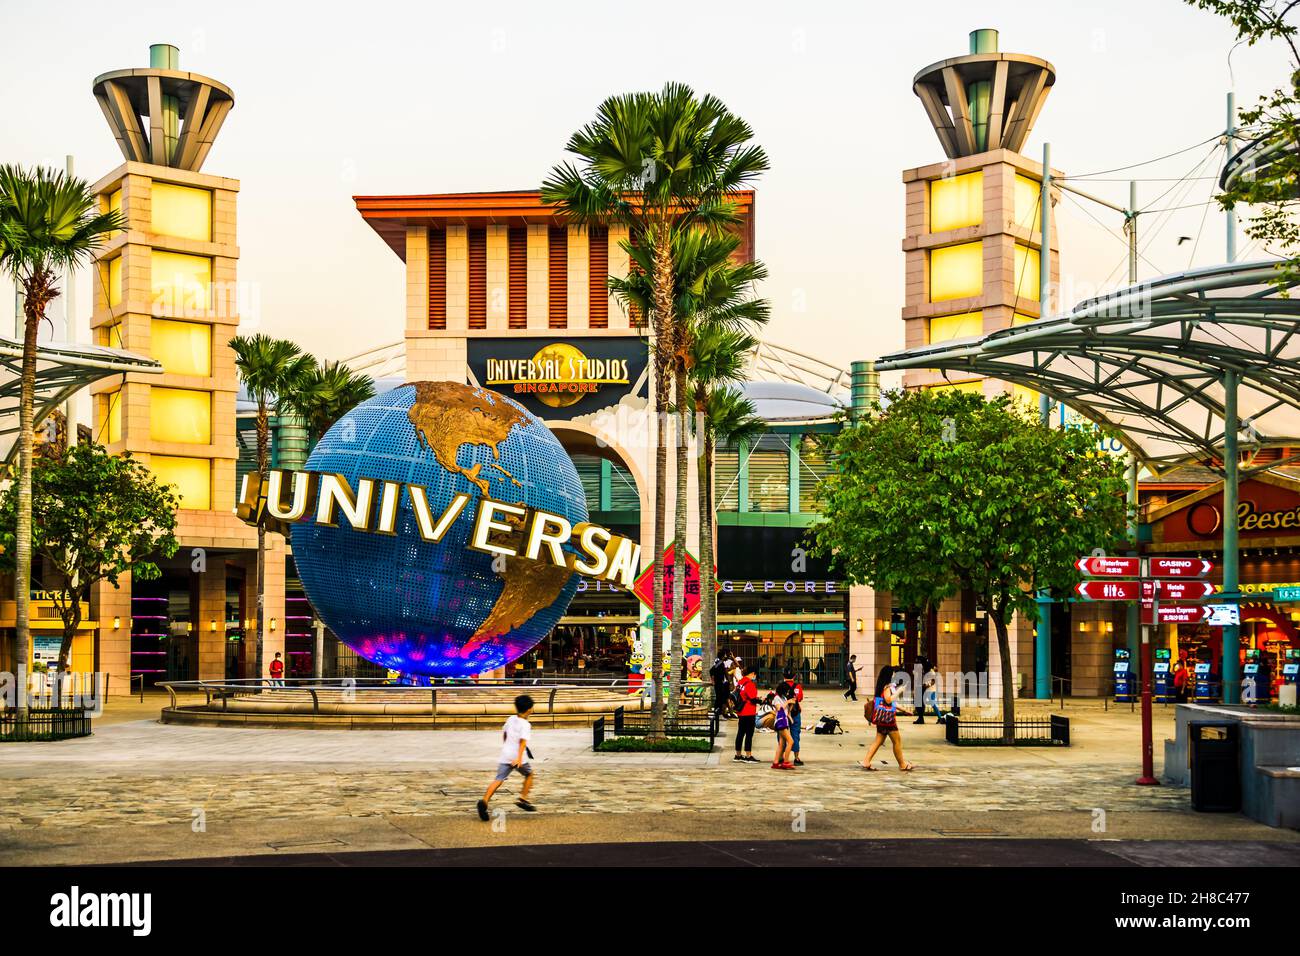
[810,390,1130,742]
[231,334,315,683]
[1189,0,1300,285]
[280,359,376,444]
[543,83,767,733]
[0,165,121,704]
[0,443,179,678]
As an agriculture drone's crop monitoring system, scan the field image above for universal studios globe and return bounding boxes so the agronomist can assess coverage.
[291,381,588,677]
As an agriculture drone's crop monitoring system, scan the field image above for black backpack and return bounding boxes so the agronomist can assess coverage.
[813,715,843,735]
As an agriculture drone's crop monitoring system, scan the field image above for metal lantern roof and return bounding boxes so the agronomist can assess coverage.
[0,338,162,462]
[877,260,1300,474]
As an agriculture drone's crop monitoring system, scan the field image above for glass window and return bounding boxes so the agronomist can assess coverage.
[151,387,211,444]
[607,460,639,511]
[747,434,790,513]
[929,310,983,344]
[151,182,211,241]
[714,444,739,512]
[152,318,211,376]
[150,455,211,510]
[151,250,211,315]
[929,241,983,302]
[1013,244,1041,302]
[798,434,831,514]
[929,171,983,232]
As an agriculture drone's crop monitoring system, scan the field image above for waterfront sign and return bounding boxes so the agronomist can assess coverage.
[1075,556,1141,576]
[1075,580,1142,600]
[1149,558,1213,578]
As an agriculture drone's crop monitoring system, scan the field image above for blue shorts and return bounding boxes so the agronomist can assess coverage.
[494,762,533,782]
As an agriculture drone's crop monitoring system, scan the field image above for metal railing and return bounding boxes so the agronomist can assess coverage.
[944,713,1069,746]
[159,675,656,716]
[0,707,93,742]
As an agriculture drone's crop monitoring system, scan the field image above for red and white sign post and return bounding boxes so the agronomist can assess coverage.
[1074,555,1214,786]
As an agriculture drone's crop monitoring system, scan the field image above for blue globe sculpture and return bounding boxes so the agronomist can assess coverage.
[291,381,588,677]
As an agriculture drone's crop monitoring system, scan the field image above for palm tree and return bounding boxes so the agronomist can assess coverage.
[543,83,767,734]
[690,329,766,666]
[0,166,120,708]
[280,359,376,445]
[231,335,315,683]
[613,230,768,706]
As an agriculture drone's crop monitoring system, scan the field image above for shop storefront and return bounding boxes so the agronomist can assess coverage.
[1146,472,1300,698]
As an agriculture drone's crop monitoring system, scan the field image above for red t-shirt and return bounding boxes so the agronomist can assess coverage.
[269,659,284,678]
[737,677,758,717]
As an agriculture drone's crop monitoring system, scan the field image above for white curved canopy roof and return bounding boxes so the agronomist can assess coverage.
[878,261,1300,473]
[0,338,162,462]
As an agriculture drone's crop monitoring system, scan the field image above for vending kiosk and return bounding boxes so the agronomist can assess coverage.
[1242,648,1271,704]
[1281,649,1299,691]
[1153,648,1173,703]
[1113,648,1135,703]
[1193,661,1218,702]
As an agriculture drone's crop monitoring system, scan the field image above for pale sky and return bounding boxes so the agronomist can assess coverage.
[2,0,1292,388]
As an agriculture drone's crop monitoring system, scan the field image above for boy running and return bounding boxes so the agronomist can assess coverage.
[477,694,537,820]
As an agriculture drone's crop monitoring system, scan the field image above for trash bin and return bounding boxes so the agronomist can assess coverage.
[1189,721,1240,812]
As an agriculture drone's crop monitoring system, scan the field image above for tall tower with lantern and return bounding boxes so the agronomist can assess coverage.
[88,44,281,691]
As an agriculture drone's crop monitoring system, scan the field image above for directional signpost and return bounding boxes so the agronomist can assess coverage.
[1075,554,1215,786]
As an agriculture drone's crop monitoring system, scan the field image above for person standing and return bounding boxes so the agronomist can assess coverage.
[268,652,285,687]
[861,666,915,772]
[1172,659,1189,703]
[785,669,805,766]
[710,652,731,719]
[770,681,795,769]
[733,663,760,762]
[843,654,862,701]
[477,694,538,820]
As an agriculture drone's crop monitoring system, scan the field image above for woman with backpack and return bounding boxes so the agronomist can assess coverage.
[861,665,915,772]
[770,680,796,769]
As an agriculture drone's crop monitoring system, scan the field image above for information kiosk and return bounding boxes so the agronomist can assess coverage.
[1113,648,1135,703]
[1153,648,1173,703]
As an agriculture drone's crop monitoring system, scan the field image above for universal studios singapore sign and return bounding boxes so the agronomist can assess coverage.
[236,469,642,588]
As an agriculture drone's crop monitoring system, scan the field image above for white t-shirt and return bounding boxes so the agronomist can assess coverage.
[500,714,532,764]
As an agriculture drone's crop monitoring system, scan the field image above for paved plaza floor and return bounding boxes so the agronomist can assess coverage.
[1,690,1295,865]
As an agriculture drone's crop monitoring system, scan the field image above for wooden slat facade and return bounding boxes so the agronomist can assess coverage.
[467,226,487,330]
[427,228,446,330]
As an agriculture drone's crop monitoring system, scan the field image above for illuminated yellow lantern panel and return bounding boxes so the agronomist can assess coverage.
[1014,175,1043,233]
[1013,244,1041,302]
[929,171,983,232]
[926,380,984,395]
[1011,383,1040,407]
[151,456,211,511]
[151,250,211,315]
[151,387,211,444]
[929,310,983,344]
[152,318,211,376]
[929,241,983,302]
[105,390,122,444]
[151,182,211,242]
[108,188,123,239]
[109,256,123,309]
